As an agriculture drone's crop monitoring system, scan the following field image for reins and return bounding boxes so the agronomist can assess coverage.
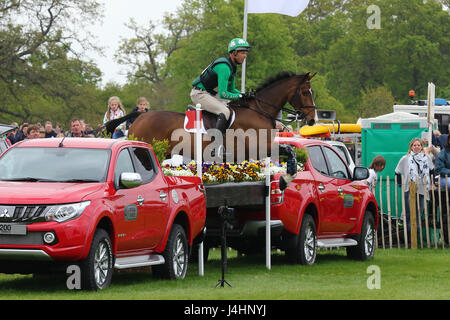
[242,79,316,126]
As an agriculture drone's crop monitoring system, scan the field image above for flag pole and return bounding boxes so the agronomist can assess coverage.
[241,0,248,92]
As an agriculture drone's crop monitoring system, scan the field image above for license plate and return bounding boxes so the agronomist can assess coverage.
[0,223,27,235]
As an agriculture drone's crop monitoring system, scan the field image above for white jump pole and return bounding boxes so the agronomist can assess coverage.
[427,83,435,144]
[241,0,249,92]
[196,103,204,277]
[265,157,271,270]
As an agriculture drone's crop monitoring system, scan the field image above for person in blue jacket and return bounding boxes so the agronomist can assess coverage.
[435,134,450,188]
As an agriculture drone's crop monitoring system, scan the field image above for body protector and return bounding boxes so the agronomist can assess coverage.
[192,57,237,95]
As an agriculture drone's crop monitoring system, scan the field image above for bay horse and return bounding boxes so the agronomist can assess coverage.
[105,71,316,161]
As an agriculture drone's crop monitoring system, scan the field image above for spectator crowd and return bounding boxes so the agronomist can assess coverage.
[5,118,98,144]
[3,96,150,145]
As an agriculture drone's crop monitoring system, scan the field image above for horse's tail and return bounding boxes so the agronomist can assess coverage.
[104,111,142,134]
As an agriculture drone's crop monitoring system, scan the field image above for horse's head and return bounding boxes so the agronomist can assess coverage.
[289,73,317,126]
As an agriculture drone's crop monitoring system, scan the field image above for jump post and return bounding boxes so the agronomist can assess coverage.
[194,102,272,274]
[195,104,204,276]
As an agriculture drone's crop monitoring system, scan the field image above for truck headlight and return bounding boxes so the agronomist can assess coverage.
[45,201,91,223]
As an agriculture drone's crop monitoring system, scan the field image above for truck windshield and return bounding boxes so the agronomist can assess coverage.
[0,147,110,182]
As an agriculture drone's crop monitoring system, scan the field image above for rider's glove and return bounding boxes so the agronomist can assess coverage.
[241,91,255,99]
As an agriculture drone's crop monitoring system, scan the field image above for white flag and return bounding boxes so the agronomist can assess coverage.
[247,0,310,17]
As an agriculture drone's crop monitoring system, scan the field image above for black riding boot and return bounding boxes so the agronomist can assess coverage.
[215,113,228,134]
[212,113,228,159]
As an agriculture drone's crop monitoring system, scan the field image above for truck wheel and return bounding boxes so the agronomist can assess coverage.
[287,214,317,265]
[347,212,375,261]
[153,224,188,280]
[80,228,113,290]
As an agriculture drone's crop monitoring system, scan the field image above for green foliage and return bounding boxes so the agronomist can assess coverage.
[437,84,450,99]
[1,0,449,128]
[100,130,112,139]
[322,0,450,114]
[126,133,139,141]
[166,0,298,109]
[128,133,168,164]
[295,146,309,166]
[279,146,308,167]
[150,138,170,164]
[357,86,396,119]
[163,0,449,122]
[309,75,347,121]
[0,0,104,126]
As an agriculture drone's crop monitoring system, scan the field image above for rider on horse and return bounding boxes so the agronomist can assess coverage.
[191,38,253,135]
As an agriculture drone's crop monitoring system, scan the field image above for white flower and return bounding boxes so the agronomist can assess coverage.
[162,168,194,177]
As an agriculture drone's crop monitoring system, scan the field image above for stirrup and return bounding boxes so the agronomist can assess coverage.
[211,145,224,158]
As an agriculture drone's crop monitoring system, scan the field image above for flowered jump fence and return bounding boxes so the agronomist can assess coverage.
[163,160,301,208]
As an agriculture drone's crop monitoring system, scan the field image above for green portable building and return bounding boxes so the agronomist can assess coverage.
[361,112,429,217]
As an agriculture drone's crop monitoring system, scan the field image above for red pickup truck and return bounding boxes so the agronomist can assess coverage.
[205,137,379,265]
[0,138,206,290]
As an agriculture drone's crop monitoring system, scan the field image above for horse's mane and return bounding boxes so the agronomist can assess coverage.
[255,71,298,92]
[228,71,307,109]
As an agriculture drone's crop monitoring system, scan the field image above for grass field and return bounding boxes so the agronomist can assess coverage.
[0,248,449,300]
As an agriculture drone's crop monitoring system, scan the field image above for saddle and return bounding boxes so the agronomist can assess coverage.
[184,105,235,134]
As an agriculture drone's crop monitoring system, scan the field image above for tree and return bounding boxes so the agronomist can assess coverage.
[113,0,205,111]
[309,74,348,121]
[319,0,449,120]
[357,86,395,119]
[325,32,387,112]
[289,12,348,75]
[115,12,198,85]
[379,0,449,100]
[166,0,298,111]
[0,0,103,124]
[436,84,450,99]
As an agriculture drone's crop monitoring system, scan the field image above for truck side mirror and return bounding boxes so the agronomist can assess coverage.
[353,167,369,181]
[120,172,142,189]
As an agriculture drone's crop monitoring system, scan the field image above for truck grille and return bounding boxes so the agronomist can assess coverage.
[0,205,47,223]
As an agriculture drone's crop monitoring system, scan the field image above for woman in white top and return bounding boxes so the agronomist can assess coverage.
[395,138,434,233]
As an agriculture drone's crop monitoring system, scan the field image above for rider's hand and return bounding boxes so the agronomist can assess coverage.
[241,91,255,99]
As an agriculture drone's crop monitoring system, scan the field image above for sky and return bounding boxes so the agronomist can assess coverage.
[87,0,182,85]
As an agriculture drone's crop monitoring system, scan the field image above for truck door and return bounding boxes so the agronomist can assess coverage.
[113,148,153,252]
[130,147,169,249]
[322,146,360,232]
[306,146,341,234]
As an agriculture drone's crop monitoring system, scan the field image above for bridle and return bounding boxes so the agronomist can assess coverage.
[247,80,317,125]
[288,82,317,122]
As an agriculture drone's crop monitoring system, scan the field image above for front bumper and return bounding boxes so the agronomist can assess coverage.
[0,249,52,261]
[0,213,91,262]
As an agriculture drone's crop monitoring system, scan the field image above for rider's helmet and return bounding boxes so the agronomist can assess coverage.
[228,38,251,53]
